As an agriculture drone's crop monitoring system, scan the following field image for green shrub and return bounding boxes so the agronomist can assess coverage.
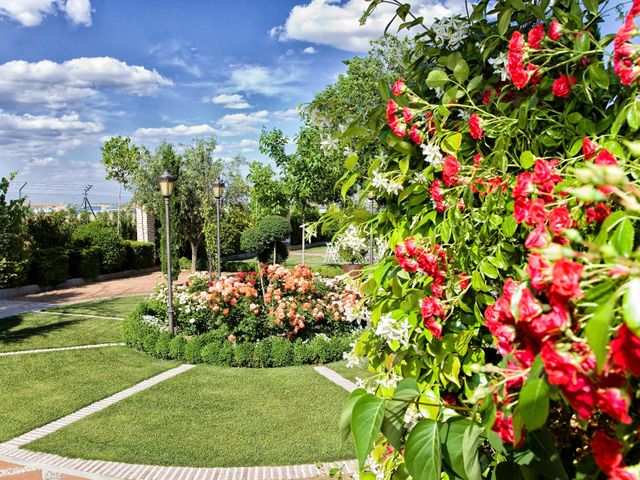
[293,340,314,365]
[155,332,172,359]
[184,337,206,364]
[143,332,160,353]
[169,336,186,361]
[0,176,30,288]
[69,246,101,279]
[312,265,343,278]
[72,223,126,273]
[200,342,222,365]
[30,247,69,286]
[240,215,291,263]
[307,336,332,363]
[124,241,155,270]
[218,342,236,366]
[220,205,253,255]
[201,341,235,366]
[178,257,191,271]
[270,337,294,367]
[234,343,254,367]
[253,338,274,367]
[222,261,257,273]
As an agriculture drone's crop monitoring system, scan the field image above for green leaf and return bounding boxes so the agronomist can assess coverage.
[462,423,483,480]
[588,64,609,89]
[623,278,640,337]
[351,393,386,470]
[426,69,449,89]
[574,31,590,52]
[340,389,367,444]
[518,379,549,431]
[405,419,441,480]
[341,173,358,201]
[583,0,599,15]
[519,151,535,169]
[627,101,640,131]
[467,75,483,92]
[515,429,569,480]
[586,298,614,373]
[454,60,470,83]
[498,8,512,35]
[382,379,420,450]
[344,154,358,171]
[441,133,462,154]
[610,217,634,257]
[502,215,517,237]
[441,417,479,480]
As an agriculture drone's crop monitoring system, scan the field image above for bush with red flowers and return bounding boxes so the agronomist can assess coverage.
[326,0,640,479]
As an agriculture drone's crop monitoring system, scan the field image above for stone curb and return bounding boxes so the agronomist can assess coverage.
[0,344,125,357]
[312,366,357,393]
[32,311,125,321]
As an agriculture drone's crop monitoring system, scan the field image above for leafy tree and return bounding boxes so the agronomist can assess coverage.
[100,136,141,236]
[0,174,30,288]
[247,161,289,219]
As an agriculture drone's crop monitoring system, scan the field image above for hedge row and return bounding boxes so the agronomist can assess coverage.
[29,240,155,287]
[122,303,353,368]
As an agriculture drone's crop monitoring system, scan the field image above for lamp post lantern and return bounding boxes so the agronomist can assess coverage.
[212,177,225,280]
[368,191,376,265]
[159,170,177,335]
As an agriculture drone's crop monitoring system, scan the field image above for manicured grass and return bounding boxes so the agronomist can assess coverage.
[29,365,355,467]
[287,245,333,267]
[47,295,146,318]
[326,360,373,383]
[0,347,177,442]
[0,312,122,352]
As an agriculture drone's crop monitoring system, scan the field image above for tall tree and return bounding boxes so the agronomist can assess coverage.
[246,161,289,220]
[0,173,30,288]
[100,136,140,236]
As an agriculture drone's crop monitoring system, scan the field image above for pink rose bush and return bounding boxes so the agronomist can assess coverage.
[337,0,640,479]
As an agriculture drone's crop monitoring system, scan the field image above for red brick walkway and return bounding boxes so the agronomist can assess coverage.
[0,459,88,479]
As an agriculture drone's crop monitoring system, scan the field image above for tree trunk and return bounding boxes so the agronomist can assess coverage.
[301,213,305,265]
[190,241,198,272]
[273,241,277,266]
[117,183,122,236]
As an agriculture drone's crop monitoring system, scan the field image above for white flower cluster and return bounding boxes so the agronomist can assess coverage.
[320,135,339,155]
[376,371,402,389]
[334,225,369,263]
[371,169,404,195]
[151,279,210,316]
[343,342,366,368]
[141,314,169,332]
[488,52,508,81]
[432,16,470,49]
[404,403,423,430]
[375,313,411,348]
[420,142,443,168]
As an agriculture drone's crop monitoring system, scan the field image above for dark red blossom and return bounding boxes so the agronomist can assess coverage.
[548,19,563,40]
[442,155,461,186]
[583,137,598,159]
[392,79,406,96]
[548,206,572,235]
[551,75,577,98]
[528,253,550,291]
[610,325,640,376]
[421,296,445,338]
[527,24,545,48]
[532,159,562,193]
[550,258,583,299]
[591,430,624,475]
[473,153,483,168]
[408,124,423,145]
[586,202,611,223]
[402,107,415,123]
[469,114,484,139]
[597,388,632,424]
[595,148,617,165]
[525,224,550,249]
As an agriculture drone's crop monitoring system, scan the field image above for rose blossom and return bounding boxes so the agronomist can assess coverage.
[527,24,545,48]
[582,137,598,159]
[469,114,484,139]
[548,206,572,235]
[597,388,632,423]
[442,155,461,186]
[551,75,577,98]
[591,431,624,475]
[392,79,406,96]
[548,19,563,40]
[525,224,550,249]
[550,258,583,298]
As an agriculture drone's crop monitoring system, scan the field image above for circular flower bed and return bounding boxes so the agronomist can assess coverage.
[123,264,366,367]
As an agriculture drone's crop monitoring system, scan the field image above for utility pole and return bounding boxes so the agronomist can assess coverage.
[82,185,97,219]
[18,182,27,200]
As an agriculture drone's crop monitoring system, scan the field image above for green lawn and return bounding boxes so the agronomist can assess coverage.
[0,312,122,352]
[46,295,146,318]
[326,360,373,383]
[287,245,333,267]
[28,365,355,467]
[0,347,177,442]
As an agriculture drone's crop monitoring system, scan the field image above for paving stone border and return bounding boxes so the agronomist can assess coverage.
[31,311,125,321]
[0,344,126,357]
[312,366,357,393]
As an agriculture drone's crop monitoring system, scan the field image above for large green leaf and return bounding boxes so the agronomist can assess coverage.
[454,60,470,84]
[441,417,482,480]
[517,379,549,431]
[340,388,367,444]
[381,378,420,450]
[462,423,483,480]
[623,278,640,336]
[514,429,569,480]
[405,419,441,480]
[610,217,634,257]
[341,173,358,201]
[351,393,386,470]
[498,8,512,35]
[426,70,449,89]
[585,298,614,372]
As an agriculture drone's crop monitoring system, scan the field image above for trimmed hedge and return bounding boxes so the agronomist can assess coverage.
[30,247,69,286]
[72,223,125,273]
[69,246,101,279]
[122,303,353,368]
[124,240,155,270]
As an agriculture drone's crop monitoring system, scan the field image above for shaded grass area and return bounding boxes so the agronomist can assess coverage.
[47,295,146,317]
[0,313,122,352]
[0,347,177,442]
[326,360,373,383]
[29,365,354,467]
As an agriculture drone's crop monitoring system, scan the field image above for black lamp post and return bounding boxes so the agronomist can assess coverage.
[212,177,225,280]
[368,191,376,264]
[159,170,177,335]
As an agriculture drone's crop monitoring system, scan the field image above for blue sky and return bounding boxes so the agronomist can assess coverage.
[0,0,625,205]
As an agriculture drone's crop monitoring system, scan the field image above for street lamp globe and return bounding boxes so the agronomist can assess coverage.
[158,170,177,198]
[212,177,225,199]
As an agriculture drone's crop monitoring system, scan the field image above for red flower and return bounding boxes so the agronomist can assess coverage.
[597,388,632,424]
[473,153,483,168]
[610,325,640,376]
[492,410,519,446]
[548,206,572,235]
[392,79,406,96]
[551,75,577,98]
[548,19,563,40]
[528,253,550,291]
[591,430,624,475]
[513,197,531,224]
[408,124,423,145]
[550,258,583,298]
[525,225,550,249]
[518,287,542,322]
[611,468,640,480]
[389,116,407,138]
[442,155,461,186]
[386,99,398,120]
[482,90,493,105]
[508,31,529,89]
[421,297,445,338]
[402,107,415,123]
[527,24,545,49]
[529,303,568,338]
[586,202,611,223]
[595,148,617,165]
[526,198,548,226]
[458,273,470,290]
[582,137,598,160]
[429,179,443,201]
[532,159,562,193]
[469,114,484,139]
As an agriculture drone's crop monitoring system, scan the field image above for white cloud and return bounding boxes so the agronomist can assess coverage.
[133,124,216,139]
[302,46,317,54]
[228,64,302,96]
[149,39,203,77]
[273,0,464,52]
[206,93,251,109]
[0,0,92,27]
[272,108,300,122]
[216,110,269,136]
[27,156,58,167]
[219,138,259,153]
[0,57,172,108]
